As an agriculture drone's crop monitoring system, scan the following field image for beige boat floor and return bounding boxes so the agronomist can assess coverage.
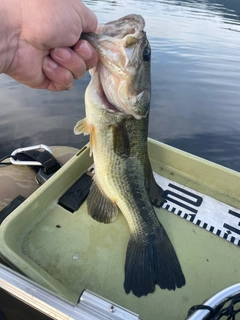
[1,142,240,320]
[14,201,240,319]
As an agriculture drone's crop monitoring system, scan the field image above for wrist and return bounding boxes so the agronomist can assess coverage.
[0,0,21,74]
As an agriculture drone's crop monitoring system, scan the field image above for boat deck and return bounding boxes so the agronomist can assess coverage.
[0,139,240,319]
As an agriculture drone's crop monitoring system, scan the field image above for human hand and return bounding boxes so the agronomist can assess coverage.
[2,0,98,91]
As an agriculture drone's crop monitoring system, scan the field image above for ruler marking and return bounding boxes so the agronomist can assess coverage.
[223,233,228,239]
[165,204,170,210]
[231,236,236,243]
[223,223,240,236]
[228,209,240,219]
[153,172,240,246]
[189,214,195,222]
[163,194,198,213]
[167,184,203,207]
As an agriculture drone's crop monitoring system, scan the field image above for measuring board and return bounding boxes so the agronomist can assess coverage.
[87,165,240,246]
[153,172,240,246]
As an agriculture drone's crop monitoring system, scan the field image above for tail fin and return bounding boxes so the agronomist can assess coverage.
[124,227,185,297]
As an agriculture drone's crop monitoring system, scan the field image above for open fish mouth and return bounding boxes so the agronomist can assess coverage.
[96,14,145,37]
[82,14,151,119]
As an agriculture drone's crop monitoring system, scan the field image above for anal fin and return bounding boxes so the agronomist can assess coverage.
[146,164,166,208]
[87,180,118,223]
[149,172,166,208]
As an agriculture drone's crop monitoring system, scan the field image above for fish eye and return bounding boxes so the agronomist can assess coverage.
[143,47,151,62]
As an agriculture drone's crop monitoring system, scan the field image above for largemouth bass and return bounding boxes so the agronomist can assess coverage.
[74,14,185,297]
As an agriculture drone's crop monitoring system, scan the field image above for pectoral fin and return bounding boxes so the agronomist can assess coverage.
[112,123,130,158]
[87,179,118,224]
[74,118,95,156]
[74,118,90,135]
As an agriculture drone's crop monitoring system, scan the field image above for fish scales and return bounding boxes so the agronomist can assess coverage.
[75,14,185,297]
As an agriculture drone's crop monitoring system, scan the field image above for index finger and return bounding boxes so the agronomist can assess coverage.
[78,2,98,33]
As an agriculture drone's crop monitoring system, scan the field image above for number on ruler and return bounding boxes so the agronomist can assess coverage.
[222,210,240,244]
[163,183,203,213]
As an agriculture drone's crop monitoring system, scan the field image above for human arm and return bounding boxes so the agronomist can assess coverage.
[0,0,98,91]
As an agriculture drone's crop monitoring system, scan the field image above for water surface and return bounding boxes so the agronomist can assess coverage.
[0,0,239,171]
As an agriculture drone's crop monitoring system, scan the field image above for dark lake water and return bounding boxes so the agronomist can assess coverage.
[0,0,240,172]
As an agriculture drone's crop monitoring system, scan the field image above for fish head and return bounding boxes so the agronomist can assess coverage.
[83,14,151,119]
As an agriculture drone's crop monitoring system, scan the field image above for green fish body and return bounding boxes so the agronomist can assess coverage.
[75,14,185,297]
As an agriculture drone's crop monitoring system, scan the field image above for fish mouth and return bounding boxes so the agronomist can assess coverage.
[95,14,145,38]
[82,14,151,119]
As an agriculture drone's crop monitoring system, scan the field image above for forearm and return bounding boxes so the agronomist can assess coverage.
[0,0,21,74]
